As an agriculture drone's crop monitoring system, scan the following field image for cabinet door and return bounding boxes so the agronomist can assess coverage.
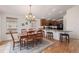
[40,19,47,26]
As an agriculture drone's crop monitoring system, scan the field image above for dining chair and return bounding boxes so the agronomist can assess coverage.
[9,31,20,50]
[21,29,27,33]
[26,30,35,48]
[20,30,35,50]
[35,30,43,44]
[38,29,45,38]
[20,35,28,50]
[46,32,53,40]
[60,33,70,43]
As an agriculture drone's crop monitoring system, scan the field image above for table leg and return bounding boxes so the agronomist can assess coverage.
[20,38,21,50]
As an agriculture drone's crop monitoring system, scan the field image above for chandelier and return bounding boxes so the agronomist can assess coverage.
[26,5,35,22]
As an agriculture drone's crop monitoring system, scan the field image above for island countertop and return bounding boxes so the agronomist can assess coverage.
[45,29,71,33]
[44,29,71,40]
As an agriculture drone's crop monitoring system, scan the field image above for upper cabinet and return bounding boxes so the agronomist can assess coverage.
[40,18,48,26]
[40,18,63,26]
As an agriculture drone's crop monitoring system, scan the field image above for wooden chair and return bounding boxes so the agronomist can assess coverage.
[60,33,70,43]
[26,31,35,48]
[21,29,27,33]
[20,30,35,50]
[9,31,20,50]
[35,30,43,44]
[46,32,53,40]
[20,35,28,50]
[38,29,45,38]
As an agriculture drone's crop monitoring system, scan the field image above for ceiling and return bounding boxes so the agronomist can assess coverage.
[0,5,74,19]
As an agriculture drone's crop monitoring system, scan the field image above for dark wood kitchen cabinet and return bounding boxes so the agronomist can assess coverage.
[40,18,63,26]
[40,18,48,26]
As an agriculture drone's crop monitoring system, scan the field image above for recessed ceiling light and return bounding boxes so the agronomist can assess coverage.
[59,11,63,13]
[48,13,51,15]
[42,17,45,18]
[52,8,56,12]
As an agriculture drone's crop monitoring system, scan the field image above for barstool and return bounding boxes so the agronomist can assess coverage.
[47,32,53,40]
[60,33,70,43]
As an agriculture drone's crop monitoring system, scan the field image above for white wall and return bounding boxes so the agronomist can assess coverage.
[0,13,41,40]
[0,16,1,40]
[64,6,79,39]
[0,14,20,40]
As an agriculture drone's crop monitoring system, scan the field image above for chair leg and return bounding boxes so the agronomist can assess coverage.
[20,39,23,50]
[20,41,21,50]
[60,35,63,42]
[13,43,15,50]
[26,40,28,49]
[67,36,70,43]
[65,35,69,43]
[33,39,35,47]
[20,42,21,50]
[24,41,26,46]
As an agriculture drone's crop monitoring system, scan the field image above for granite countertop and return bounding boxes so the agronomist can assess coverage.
[45,29,71,32]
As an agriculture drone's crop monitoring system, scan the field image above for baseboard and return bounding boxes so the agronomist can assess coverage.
[70,38,79,40]
[0,39,12,42]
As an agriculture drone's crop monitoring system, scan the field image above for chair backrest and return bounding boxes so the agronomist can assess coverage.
[27,30,35,35]
[27,30,35,39]
[9,31,15,42]
[37,30,43,37]
[37,29,43,33]
[37,29,44,35]
[21,29,27,33]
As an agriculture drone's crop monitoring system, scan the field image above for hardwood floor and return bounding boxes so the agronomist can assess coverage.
[0,39,79,53]
[0,40,11,53]
[0,40,10,46]
[43,39,79,53]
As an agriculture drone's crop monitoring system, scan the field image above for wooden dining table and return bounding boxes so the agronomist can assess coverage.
[18,30,43,50]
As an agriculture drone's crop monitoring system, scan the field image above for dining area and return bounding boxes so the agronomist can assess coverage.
[8,28,48,52]
[0,5,79,53]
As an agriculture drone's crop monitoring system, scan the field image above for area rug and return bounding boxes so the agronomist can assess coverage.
[9,39,53,53]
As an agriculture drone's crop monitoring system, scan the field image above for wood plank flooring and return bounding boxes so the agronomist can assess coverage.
[0,40,10,46]
[43,39,79,53]
[0,39,79,53]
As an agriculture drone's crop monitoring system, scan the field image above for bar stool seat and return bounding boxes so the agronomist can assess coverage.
[60,33,70,43]
[47,32,53,40]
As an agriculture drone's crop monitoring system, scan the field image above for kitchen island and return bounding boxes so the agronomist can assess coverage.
[44,29,71,40]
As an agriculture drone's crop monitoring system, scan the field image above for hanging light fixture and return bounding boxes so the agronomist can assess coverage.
[26,5,35,22]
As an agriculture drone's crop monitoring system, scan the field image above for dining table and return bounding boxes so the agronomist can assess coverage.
[18,29,44,50]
